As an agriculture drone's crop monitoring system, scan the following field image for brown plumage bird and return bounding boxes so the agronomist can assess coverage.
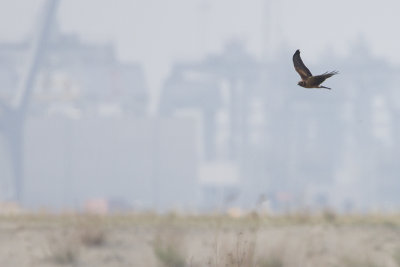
[293,49,338,90]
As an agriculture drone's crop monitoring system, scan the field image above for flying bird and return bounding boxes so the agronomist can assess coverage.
[293,49,338,90]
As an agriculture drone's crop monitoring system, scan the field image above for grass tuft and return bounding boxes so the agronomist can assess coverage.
[152,225,187,267]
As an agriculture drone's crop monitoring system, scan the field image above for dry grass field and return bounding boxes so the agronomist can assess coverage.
[2,212,400,267]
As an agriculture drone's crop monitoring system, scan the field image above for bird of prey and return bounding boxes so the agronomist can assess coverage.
[293,49,338,90]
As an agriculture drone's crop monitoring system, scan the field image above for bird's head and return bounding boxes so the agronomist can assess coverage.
[297,81,306,87]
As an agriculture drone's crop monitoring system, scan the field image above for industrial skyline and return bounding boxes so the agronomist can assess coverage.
[1,0,400,212]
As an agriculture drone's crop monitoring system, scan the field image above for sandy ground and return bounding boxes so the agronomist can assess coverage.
[1,213,400,267]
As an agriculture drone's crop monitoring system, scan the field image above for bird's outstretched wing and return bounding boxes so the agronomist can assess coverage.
[311,71,339,85]
[293,49,312,81]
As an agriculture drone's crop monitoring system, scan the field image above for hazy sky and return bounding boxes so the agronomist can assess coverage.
[0,0,400,92]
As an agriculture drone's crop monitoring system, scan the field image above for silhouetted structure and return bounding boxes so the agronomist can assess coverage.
[0,1,148,205]
[0,0,60,203]
[160,41,267,207]
[161,41,263,162]
[161,39,400,211]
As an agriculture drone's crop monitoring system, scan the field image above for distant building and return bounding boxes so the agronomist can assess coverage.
[0,22,149,116]
[0,23,199,211]
[160,40,267,209]
[160,39,400,212]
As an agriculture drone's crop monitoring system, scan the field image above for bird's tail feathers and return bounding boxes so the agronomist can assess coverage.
[323,70,339,76]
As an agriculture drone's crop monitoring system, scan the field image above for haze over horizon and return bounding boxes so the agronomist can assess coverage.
[0,0,400,212]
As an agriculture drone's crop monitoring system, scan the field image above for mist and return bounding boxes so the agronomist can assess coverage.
[0,0,400,214]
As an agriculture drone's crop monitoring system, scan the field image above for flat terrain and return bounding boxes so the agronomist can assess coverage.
[2,213,400,267]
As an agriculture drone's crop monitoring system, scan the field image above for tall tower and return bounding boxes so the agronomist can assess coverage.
[0,0,60,203]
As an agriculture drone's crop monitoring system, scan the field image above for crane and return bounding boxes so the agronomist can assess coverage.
[0,0,60,203]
